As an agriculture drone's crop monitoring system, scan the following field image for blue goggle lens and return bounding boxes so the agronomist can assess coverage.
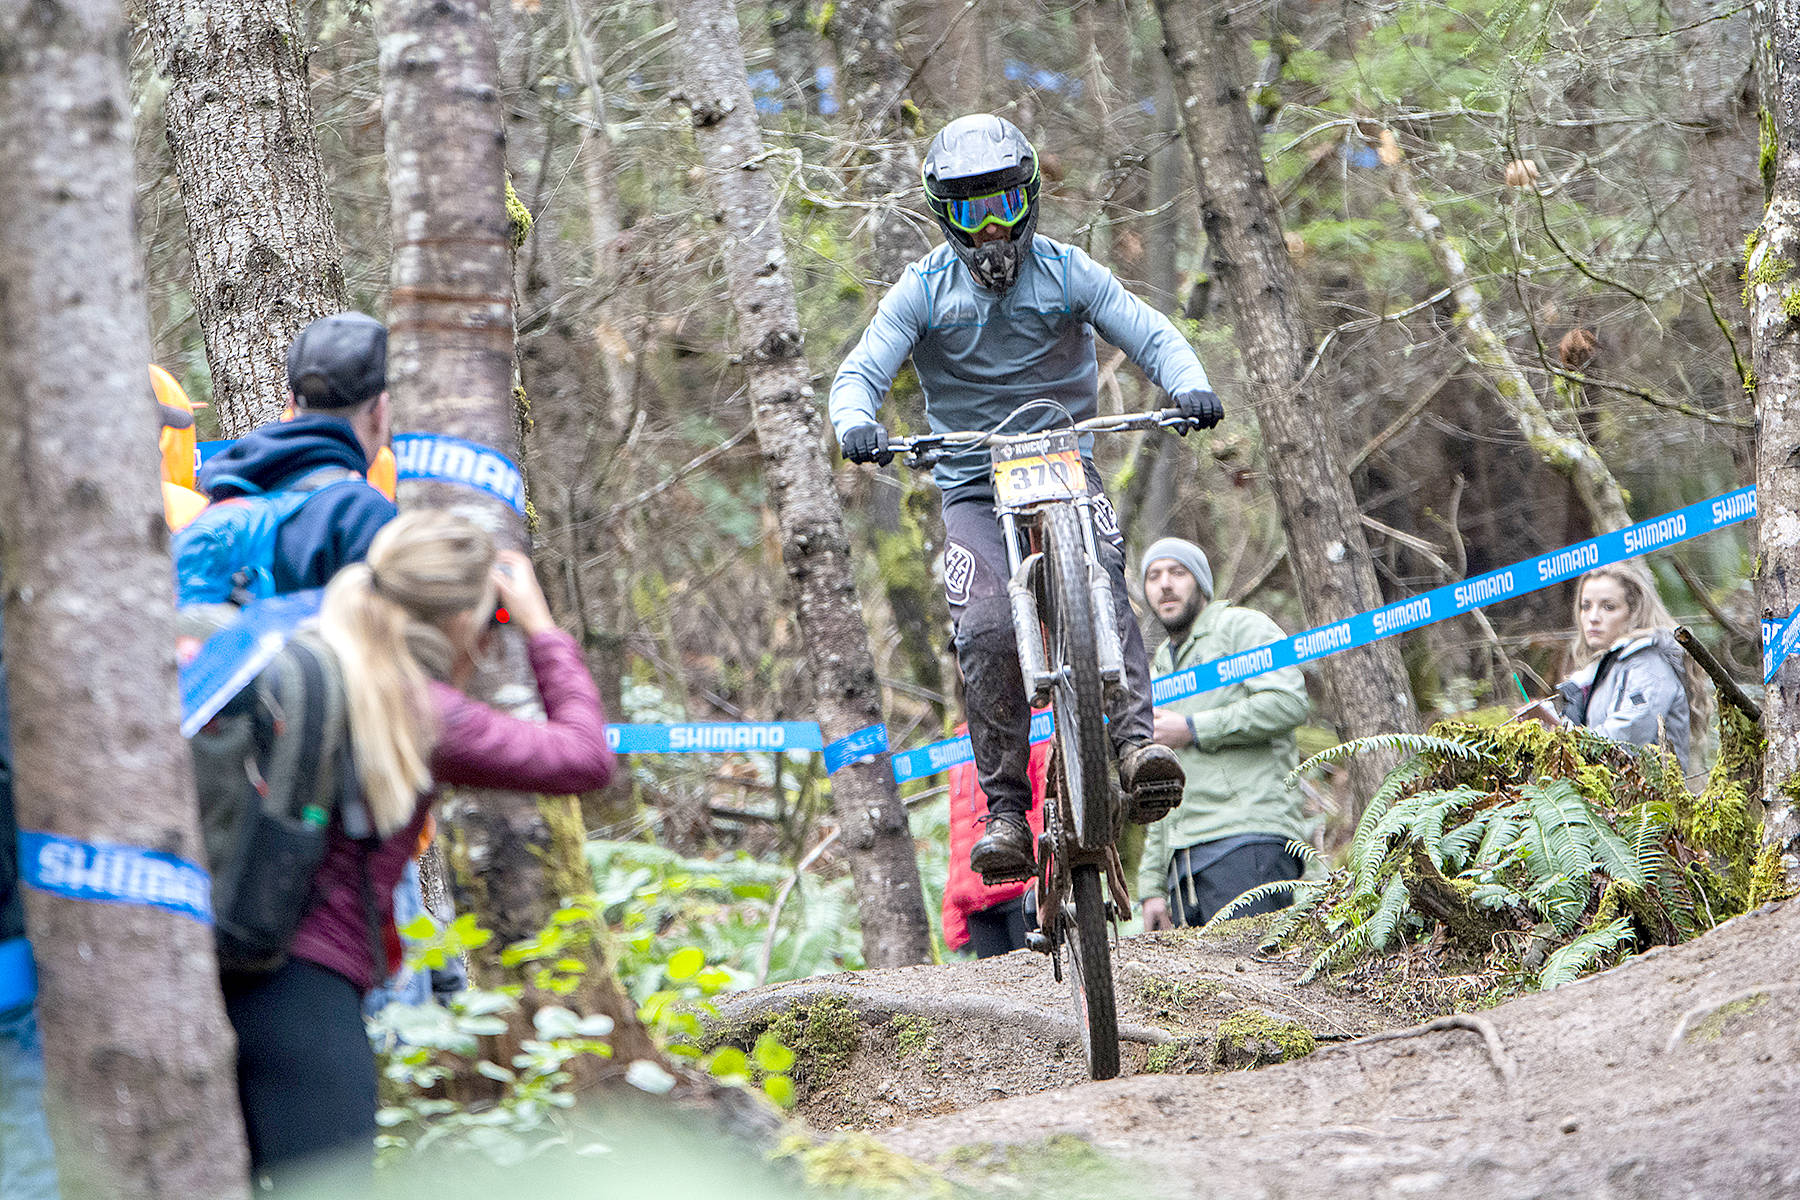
[945,185,1030,233]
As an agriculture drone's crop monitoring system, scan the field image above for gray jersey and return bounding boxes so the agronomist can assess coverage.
[829,235,1213,491]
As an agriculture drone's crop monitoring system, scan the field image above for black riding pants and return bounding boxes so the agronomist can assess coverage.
[223,957,378,1193]
[942,468,1154,820]
[1166,837,1305,927]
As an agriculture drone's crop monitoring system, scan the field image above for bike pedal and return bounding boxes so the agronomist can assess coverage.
[978,866,1035,887]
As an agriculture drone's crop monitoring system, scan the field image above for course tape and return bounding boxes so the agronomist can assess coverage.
[823,724,890,774]
[606,722,824,755]
[1765,609,1800,683]
[18,832,212,925]
[0,937,35,1013]
[394,433,527,514]
[1153,486,1756,707]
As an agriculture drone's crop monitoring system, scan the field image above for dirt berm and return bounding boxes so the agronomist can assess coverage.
[713,900,1800,1198]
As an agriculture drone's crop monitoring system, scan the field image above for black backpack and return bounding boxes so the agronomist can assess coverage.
[182,609,376,974]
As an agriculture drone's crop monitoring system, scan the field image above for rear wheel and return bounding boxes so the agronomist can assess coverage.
[1064,863,1120,1079]
[1042,503,1114,851]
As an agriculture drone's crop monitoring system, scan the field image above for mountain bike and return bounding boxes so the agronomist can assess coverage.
[894,403,1190,1080]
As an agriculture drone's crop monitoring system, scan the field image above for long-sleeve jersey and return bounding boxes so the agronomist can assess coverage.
[829,235,1213,492]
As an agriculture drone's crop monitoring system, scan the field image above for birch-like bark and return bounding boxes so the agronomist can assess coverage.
[672,0,933,967]
[0,1,250,1193]
[1153,0,1421,807]
[1389,154,1633,534]
[142,0,348,435]
[1752,0,1800,884]
[829,0,951,714]
[378,0,664,1067]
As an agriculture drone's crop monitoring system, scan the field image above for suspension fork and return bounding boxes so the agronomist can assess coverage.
[1000,508,1054,707]
[1072,494,1125,699]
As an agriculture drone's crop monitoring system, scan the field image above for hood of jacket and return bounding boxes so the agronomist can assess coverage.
[198,415,369,500]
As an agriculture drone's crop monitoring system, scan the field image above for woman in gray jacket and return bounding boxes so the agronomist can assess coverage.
[1559,561,1710,771]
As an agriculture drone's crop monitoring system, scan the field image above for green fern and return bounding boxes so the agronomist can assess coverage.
[1300,875,1411,984]
[1538,918,1635,989]
[1291,731,1483,780]
[1198,877,1318,935]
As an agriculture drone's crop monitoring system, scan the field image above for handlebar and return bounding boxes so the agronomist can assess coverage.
[889,407,1193,468]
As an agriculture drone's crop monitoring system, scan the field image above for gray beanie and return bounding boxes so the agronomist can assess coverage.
[1141,537,1214,601]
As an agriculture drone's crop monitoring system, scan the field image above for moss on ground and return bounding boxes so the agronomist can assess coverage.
[889,1014,934,1057]
[1684,993,1768,1044]
[1213,1011,1317,1068]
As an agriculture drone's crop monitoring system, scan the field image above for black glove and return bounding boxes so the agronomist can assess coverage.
[1172,388,1223,432]
[841,423,893,465]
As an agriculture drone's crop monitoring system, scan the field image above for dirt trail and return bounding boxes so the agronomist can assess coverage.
[711,919,1417,1130]
[880,899,1800,1198]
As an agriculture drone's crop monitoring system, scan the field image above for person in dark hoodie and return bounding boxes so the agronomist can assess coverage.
[0,604,63,1200]
[188,311,398,594]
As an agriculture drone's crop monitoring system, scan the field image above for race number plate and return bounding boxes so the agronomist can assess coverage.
[992,430,1082,507]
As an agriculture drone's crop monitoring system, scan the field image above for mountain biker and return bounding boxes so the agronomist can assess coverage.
[829,113,1224,883]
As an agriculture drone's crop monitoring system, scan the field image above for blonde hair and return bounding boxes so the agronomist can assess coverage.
[319,511,497,836]
[1568,560,1712,742]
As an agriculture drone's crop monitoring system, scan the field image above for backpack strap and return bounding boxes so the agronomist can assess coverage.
[336,750,391,988]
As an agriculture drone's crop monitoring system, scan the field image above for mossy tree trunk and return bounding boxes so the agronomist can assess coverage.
[142,0,348,434]
[0,0,251,1192]
[1751,0,1800,885]
[671,0,934,967]
[377,0,663,1069]
[826,0,950,719]
[1152,0,1421,809]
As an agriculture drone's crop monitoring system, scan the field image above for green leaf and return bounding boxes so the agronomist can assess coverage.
[708,1046,750,1078]
[666,947,706,981]
[763,1074,796,1107]
[753,1032,796,1073]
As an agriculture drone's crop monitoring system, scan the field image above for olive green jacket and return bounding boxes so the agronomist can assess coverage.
[1137,601,1310,900]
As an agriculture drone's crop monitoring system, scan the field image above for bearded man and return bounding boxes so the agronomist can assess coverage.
[1137,538,1312,929]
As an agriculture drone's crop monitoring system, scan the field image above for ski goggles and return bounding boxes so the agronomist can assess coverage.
[942,185,1031,234]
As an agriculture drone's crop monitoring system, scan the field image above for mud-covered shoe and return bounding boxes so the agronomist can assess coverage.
[970,813,1036,885]
[1119,741,1185,824]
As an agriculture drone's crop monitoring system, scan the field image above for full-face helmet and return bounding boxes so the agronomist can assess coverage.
[921,114,1041,292]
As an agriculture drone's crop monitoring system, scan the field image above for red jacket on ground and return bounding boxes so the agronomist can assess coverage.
[941,723,1050,950]
[288,629,614,992]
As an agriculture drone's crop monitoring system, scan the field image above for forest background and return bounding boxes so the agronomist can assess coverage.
[3,0,1783,1186]
[139,0,1761,887]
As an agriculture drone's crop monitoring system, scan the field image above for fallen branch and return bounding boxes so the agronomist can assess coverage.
[1674,626,1760,722]
[1350,1014,1519,1089]
[712,981,1175,1047]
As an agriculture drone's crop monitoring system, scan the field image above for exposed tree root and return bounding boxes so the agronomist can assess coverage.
[1348,1013,1519,1089]
[712,980,1175,1046]
[1664,982,1800,1053]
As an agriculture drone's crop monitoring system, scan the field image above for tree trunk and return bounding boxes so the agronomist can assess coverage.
[1388,152,1633,534]
[1752,0,1800,885]
[1152,0,1421,806]
[829,0,950,719]
[0,2,251,1193]
[378,0,663,1068]
[141,0,348,435]
[671,0,934,967]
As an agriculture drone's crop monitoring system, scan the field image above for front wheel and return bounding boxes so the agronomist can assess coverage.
[1065,863,1120,1080]
[1042,502,1114,851]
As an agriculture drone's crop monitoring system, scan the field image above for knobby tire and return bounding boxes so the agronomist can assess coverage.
[1042,502,1120,1080]
[1065,864,1120,1079]
[1043,503,1112,851]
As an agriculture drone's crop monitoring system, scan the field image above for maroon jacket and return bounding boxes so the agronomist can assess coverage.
[287,630,614,992]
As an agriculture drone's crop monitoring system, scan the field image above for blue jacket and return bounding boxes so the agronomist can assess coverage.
[829,235,1213,491]
[197,416,398,594]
